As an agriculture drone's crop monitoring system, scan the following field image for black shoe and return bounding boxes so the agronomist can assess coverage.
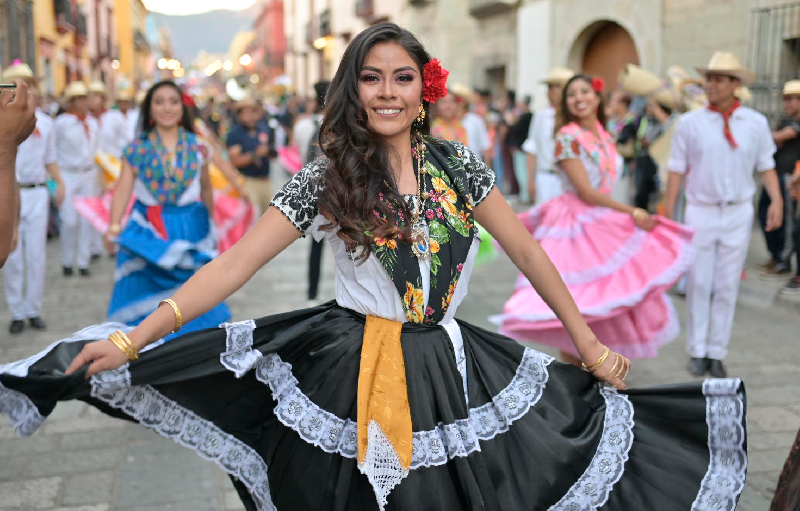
[78,268,91,277]
[90,253,101,262]
[689,357,709,376]
[8,320,24,334]
[63,266,73,276]
[708,359,727,378]
[28,317,46,330]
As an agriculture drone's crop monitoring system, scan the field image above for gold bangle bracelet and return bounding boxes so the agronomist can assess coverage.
[159,298,183,333]
[109,331,139,361]
[107,223,121,234]
[582,346,610,373]
[601,353,621,381]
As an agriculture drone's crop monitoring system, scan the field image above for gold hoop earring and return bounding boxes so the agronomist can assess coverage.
[413,104,426,127]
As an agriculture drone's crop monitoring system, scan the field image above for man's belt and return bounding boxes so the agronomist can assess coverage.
[688,198,750,207]
[18,182,46,189]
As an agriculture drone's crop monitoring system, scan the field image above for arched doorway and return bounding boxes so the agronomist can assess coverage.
[568,20,639,90]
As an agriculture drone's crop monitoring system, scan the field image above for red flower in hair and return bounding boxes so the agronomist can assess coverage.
[422,58,449,104]
[591,77,605,93]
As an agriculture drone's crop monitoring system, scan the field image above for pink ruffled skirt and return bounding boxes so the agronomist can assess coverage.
[491,193,695,359]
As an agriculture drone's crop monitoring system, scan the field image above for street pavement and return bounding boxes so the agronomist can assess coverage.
[0,199,798,510]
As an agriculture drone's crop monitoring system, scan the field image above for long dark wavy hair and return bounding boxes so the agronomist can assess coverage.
[317,22,432,259]
[138,80,194,136]
[556,74,608,133]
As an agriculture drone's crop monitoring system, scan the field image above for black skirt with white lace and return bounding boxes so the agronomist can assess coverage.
[0,302,745,511]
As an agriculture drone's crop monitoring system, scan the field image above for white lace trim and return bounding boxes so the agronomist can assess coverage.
[359,420,410,511]
[548,386,635,510]
[490,234,695,323]
[691,379,747,511]
[219,320,261,378]
[89,368,277,511]
[254,348,553,472]
[0,322,160,437]
[514,229,648,289]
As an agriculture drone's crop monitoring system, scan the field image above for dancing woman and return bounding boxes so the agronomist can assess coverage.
[1,25,744,511]
[104,80,230,337]
[493,74,695,365]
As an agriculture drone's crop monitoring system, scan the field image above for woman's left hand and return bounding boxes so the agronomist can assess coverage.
[580,343,631,390]
[632,208,657,232]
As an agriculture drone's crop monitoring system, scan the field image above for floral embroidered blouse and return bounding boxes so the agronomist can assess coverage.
[270,138,495,327]
[122,128,209,207]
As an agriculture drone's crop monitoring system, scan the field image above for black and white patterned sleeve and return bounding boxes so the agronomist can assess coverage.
[452,141,496,206]
[270,157,327,235]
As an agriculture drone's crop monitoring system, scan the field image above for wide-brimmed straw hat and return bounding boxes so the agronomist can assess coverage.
[235,96,260,112]
[63,81,89,101]
[541,68,574,86]
[783,80,800,97]
[88,80,107,95]
[1,63,35,83]
[450,83,474,102]
[116,89,134,102]
[695,51,755,86]
[618,64,680,110]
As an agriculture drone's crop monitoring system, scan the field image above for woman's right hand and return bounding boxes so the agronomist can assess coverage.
[65,339,131,378]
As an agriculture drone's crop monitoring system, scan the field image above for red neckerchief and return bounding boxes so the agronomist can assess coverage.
[69,111,91,138]
[708,99,741,148]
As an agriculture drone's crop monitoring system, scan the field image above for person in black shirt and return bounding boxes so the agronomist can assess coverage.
[226,98,276,215]
[759,80,800,282]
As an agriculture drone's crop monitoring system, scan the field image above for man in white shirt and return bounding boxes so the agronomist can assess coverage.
[1,63,65,334]
[523,68,574,204]
[451,84,490,162]
[664,52,783,378]
[88,81,132,158]
[54,81,100,277]
[116,89,139,142]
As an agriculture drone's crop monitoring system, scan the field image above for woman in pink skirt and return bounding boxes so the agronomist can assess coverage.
[492,74,695,365]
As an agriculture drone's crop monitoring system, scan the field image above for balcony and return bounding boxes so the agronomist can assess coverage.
[75,12,87,44]
[319,9,331,38]
[468,0,517,18]
[355,0,373,18]
[55,0,74,35]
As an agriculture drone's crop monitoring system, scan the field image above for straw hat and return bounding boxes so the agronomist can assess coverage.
[734,86,751,102]
[695,51,755,86]
[235,96,259,112]
[134,90,146,104]
[618,64,680,110]
[116,89,133,102]
[783,80,800,97]
[88,80,107,95]
[63,81,89,101]
[450,83,474,102]
[541,68,574,86]
[1,62,35,83]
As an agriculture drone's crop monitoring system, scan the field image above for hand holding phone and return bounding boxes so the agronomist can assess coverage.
[0,79,37,145]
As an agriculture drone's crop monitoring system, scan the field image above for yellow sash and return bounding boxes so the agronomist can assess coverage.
[357,315,413,497]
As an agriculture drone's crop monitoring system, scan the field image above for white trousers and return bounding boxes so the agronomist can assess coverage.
[4,187,49,320]
[512,151,529,203]
[60,170,99,269]
[685,201,753,360]
[535,172,563,204]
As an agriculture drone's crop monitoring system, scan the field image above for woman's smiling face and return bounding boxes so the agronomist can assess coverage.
[358,41,423,141]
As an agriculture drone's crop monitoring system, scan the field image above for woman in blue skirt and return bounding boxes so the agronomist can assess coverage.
[104,80,230,339]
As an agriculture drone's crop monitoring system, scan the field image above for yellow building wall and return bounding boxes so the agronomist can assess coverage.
[33,0,84,95]
[114,0,134,84]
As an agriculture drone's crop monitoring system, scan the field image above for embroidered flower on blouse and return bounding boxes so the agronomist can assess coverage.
[422,58,449,104]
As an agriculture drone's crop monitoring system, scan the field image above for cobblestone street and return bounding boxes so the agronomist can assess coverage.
[1,196,799,510]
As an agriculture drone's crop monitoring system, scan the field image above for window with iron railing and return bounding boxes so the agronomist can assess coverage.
[24,0,34,72]
[319,9,331,38]
[355,0,374,18]
[6,0,20,62]
[749,1,800,125]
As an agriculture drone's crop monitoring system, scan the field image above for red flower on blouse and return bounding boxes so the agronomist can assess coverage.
[422,58,449,104]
